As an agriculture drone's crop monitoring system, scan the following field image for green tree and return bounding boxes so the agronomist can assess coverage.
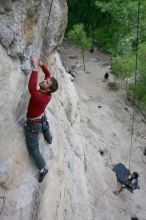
[140,1,146,41]
[112,54,135,79]
[66,0,105,50]
[95,0,138,54]
[66,0,146,106]
[111,41,146,104]
[67,24,92,70]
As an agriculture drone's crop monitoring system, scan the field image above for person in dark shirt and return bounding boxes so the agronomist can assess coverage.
[113,171,139,195]
[24,54,58,182]
[104,72,109,80]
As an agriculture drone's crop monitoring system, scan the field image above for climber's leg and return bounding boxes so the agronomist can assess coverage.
[42,116,52,144]
[24,122,46,170]
[113,186,124,195]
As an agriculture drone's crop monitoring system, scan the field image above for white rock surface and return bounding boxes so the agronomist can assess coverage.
[0,0,67,73]
[0,2,146,220]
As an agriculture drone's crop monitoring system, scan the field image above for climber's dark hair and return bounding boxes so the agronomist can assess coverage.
[132,172,139,179]
[49,77,58,93]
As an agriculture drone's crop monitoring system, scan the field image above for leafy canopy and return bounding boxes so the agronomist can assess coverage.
[67,24,92,49]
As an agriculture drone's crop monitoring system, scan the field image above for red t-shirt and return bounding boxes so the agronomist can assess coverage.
[27,64,52,118]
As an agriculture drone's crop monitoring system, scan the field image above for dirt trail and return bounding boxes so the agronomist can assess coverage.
[60,41,146,220]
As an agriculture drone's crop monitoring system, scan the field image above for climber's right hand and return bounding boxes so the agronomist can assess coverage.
[31,54,38,70]
[39,60,43,66]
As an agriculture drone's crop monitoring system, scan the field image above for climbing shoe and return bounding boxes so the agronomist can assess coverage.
[38,168,48,182]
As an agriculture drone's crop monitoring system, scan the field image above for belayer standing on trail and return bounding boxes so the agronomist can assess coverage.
[103,72,109,82]
[112,163,140,195]
[24,54,58,182]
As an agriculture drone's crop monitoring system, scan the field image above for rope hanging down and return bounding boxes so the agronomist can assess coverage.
[40,0,54,60]
[128,0,141,170]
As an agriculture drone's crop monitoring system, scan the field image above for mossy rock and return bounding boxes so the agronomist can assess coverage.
[108,82,118,91]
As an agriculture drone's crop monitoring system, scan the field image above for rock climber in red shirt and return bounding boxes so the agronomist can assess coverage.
[24,54,58,182]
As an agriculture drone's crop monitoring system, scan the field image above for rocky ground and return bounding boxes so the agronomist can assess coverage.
[60,40,146,220]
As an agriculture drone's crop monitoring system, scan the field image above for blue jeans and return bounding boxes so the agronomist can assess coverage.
[24,116,52,170]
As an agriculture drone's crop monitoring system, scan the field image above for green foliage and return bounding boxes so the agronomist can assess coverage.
[108,82,118,91]
[94,25,118,53]
[94,0,138,54]
[66,0,102,32]
[95,0,138,24]
[67,24,92,49]
[141,95,146,106]
[111,40,146,105]
[112,53,135,79]
[138,42,146,78]
[118,36,134,55]
[129,83,146,106]
[94,26,135,54]
[67,0,146,53]
[135,85,146,100]
[140,1,146,41]
[66,0,146,107]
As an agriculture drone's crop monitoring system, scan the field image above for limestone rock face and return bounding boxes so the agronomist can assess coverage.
[0,0,67,73]
[1,1,145,220]
[0,45,90,219]
[0,1,83,220]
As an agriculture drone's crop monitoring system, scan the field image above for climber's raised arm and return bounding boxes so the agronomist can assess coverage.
[39,60,53,79]
[28,54,39,95]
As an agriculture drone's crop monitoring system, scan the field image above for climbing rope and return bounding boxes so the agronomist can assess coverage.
[39,0,54,60]
[128,0,141,170]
